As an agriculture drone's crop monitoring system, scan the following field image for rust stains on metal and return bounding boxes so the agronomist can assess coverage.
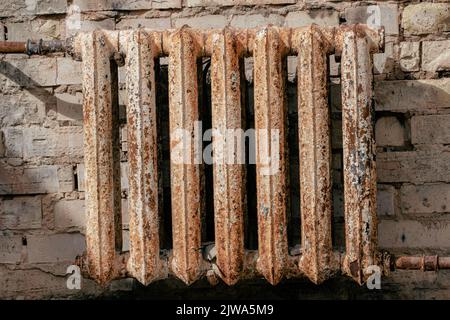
[253,27,288,285]
[125,30,166,285]
[341,27,378,285]
[294,25,336,285]
[395,256,450,271]
[168,27,203,285]
[209,28,245,285]
[80,30,118,285]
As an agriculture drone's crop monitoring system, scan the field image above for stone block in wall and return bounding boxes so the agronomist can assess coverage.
[72,0,181,11]
[411,114,450,145]
[285,10,339,27]
[344,4,399,35]
[65,18,115,38]
[22,127,83,160]
[56,92,83,122]
[58,166,75,193]
[27,233,85,263]
[401,183,450,215]
[230,14,284,29]
[375,79,450,112]
[0,90,49,126]
[377,151,450,184]
[54,199,85,230]
[0,58,57,87]
[186,0,295,6]
[379,220,450,249]
[5,19,63,41]
[402,3,450,35]
[373,41,396,74]
[116,17,171,30]
[422,40,450,73]
[0,235,22,263]
[56,58,82,86]
[0,0,67,17]
[377,184,396,217]
[173,15,228,29]
[399,42,420,72]
[0,165,60,194]
[0,196,42,230]
[2,128,23,158]
[375,116,405,147]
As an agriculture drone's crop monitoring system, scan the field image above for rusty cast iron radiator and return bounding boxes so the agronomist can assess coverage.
[73,25,384,286]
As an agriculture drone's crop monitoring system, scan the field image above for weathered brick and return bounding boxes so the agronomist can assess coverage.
[375,79,450,112]
[402,3,450,35]
[0,196,42,230]
[0,58,57,87]
[373,41,395,74]
[0,91,49,126]
[23,127,84,159]
[2,128,23,158]
[344,4,399,35]
[377,185,396,217]
[375,116,405,147]
[0,235,22,263]
[186,0,295,6]
[27,233,85,263]
[173,15,228,29]
[285,10,339,27]
[0,165,60,194]
[116,17,171,30]
[72,0,181,11]
[377,151,450,183]
[401,184,450,215]
[54,199,85,230]
[422,40,450,73]
[399,42,420,72]
[55,92,83,122]
[230,14,284,28]
[56,58,82,86]
[411,114,450,145]
[58,166,75,193]
[379,220,450,249]
[0,0,67,17]
[65,18,115,38]
[6,19,63,41]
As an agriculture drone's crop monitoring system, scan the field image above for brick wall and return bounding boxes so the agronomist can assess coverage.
[1,0,450,299]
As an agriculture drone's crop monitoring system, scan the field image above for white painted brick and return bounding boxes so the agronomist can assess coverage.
[377,151,450,184]
[116,17,171,30]
[401,184,450,215]
[174,15,228,29]
[23,127,84,159]
[187,0,295,6]
[0,57,57,87]
[344,5,399,35]
[55,92,83,122]
[56,58,82,86]
[27,233,85,263]
[2,128,23,158]
[402,3,450,35]
[399,42,420,72]
[375,116,405,147]
[375,79,450,112]
[230,14,284,28]
[55,199,85,230]
[0,0,67,17]
[0,165,60,194]
[422,40,450,73]
[379,220,450,249]
[377,185,396,217]
[285,10,339,28]
[0,196,42,230]
[0,235,22,263]
[411,114,450,145]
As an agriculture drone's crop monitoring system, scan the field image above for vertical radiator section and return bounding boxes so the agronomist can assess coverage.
[77,25,383,286]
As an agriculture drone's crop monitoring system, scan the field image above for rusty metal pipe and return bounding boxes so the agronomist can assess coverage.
[395,256,450,271]
[0,39,66,55]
